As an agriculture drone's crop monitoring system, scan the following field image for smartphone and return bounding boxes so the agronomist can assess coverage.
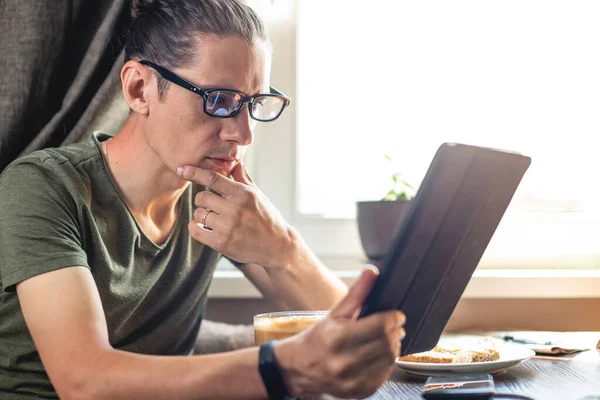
[422,373,495,400]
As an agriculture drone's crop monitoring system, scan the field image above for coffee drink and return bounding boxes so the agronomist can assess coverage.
[254,311,328,346]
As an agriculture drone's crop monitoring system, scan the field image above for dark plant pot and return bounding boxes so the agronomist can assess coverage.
[356,200,411,262]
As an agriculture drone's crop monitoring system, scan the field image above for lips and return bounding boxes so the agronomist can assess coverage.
[209,157,237,162]
[206,157,238,170]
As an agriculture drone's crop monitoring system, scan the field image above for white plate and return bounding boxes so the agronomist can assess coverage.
[395,340,536,376]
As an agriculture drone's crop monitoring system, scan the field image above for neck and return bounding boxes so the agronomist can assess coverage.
[104,117,189,222]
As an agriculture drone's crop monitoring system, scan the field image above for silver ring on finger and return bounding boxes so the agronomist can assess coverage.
[200,208,214,231]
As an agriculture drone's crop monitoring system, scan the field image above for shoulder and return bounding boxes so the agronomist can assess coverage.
[1,139,100,188]
[0,144,100,212]
[0,150,63,190]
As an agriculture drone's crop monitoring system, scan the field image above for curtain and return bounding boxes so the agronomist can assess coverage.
[0,0,131,172]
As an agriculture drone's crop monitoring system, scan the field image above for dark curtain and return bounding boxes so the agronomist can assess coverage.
[0,0,131,172]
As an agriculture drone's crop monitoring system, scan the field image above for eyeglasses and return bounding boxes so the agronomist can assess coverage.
[139,60,291,122]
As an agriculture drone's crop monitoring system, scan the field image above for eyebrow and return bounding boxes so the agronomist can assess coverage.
[142,61,267,97]
[202,84,250,96]
[201,84,269,98]
[192,76,266,97]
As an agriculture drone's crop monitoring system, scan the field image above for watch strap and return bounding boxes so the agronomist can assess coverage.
[258,340,291,400]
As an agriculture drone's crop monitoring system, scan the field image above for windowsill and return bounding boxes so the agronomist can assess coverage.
[208,268,600,299]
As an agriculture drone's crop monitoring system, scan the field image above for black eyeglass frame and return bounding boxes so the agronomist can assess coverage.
[139,60,291,122]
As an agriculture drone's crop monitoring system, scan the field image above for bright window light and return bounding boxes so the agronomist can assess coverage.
[298,1,600,219]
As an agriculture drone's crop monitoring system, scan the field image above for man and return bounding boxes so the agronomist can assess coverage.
[0,1,405,398]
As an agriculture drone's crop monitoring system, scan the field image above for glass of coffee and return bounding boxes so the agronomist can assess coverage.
[254,310,329,346]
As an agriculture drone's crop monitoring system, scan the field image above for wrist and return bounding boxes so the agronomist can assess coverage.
[258,341,291,399]
[277,227,312,271]
[272,338,306,398]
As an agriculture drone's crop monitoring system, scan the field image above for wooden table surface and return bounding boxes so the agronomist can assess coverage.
[317,350,600,400]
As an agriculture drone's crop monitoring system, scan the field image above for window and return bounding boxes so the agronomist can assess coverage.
[240,0,600,272]
[298,0,600,217]
[287,0,600,269]
[213,0,600,298]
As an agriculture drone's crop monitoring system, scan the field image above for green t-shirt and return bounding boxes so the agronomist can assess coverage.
[0,132,220,399]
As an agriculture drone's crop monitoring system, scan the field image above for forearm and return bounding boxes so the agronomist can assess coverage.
[265,228,348,310]
[194,320,254,354]
[66,347,267,400]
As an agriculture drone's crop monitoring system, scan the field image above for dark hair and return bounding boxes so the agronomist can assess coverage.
[125,0,270,97]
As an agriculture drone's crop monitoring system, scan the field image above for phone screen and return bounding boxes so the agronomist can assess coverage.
[422,373,495,399]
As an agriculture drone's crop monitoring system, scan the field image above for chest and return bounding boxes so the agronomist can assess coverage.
[87,230,220,353]
[132,211,179,246]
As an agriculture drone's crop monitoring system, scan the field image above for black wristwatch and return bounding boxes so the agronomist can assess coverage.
[258,341,291,400]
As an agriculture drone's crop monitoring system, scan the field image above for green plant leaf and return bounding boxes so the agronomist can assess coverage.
[380,155,416,201]
[402,180,414,189]
[382,189,398,201]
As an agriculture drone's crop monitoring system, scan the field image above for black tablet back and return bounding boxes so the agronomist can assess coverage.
[358,142,531,356]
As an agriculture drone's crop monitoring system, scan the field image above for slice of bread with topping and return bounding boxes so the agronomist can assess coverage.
[466,338,500,362]
[398,349,472,363]
[398,338,501,363]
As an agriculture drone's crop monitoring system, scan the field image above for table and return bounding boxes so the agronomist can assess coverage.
[319,351,600,400]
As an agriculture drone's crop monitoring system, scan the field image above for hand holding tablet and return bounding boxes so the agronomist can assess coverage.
[359,142,531,356]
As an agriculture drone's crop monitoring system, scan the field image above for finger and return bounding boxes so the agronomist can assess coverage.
[330,343,398,399]
[344,350,397,396]
[338,311,406,348]
[361,350,397,379]
[188,217,227,241]
[230,162,255,186]
[341,326,405,375]
[194,190,231,215]
[337,334,403,388]
[330,266,379,319]
[177,165,238,197]
[188,221,210,246]
[193,207,219,230]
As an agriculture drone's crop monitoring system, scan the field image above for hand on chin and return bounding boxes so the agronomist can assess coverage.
[177,161,291,268]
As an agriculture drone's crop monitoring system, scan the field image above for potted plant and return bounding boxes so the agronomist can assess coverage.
[356,156,415,263]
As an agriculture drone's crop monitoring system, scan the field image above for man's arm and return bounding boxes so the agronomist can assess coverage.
[19,266,403,399]
[236,243,347,311]
[17,266,268,400]
[234,262,291,310]
[181,164,348,311]
[194,320,254,354]
[262,230,348,310]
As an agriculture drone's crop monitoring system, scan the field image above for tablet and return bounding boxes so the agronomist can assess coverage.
[358,142,531,356]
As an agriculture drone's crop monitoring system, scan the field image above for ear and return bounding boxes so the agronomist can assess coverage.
[120,60,153,115]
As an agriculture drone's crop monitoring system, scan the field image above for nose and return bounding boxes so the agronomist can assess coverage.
[219,107,254,146]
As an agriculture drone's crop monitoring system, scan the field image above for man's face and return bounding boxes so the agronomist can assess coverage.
[144,35,272,177]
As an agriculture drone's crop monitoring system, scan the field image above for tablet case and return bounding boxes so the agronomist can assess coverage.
[359,142,531,356]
